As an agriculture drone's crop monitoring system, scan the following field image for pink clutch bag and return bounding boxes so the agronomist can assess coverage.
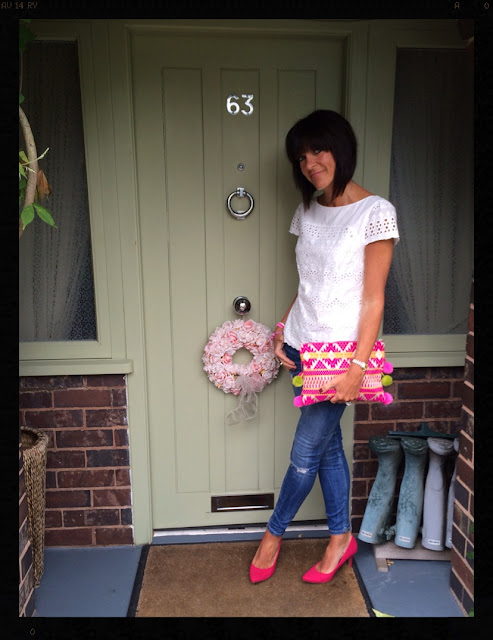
[293,340,393,408]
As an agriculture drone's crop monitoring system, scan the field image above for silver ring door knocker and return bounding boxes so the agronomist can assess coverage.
[227,187,254,220]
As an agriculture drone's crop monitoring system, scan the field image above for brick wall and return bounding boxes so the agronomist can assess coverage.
[351,365,463,530]
[19,430,35,617]
[450,277,474,616]
[19,374,133,547]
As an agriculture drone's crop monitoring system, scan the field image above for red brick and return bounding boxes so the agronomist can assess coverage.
[353,422,395,440]
[424,401,463,419]
[85,374,126,387]
[85,509,120,526]
[350,498,367,516]
[63,510,85,527]
[456,457,474,492]
[452,556,474,596]
[115,469,130,486]
[47,450,86,469]
[56,429,113,448]
[451,523,466,555]
[354,404,369,421]
[46,471,57,489]
[121,509,133,525]
[93,488,132,507]
[45,510,62,528]
[58,469,115,488]
[466,333,474,358]
[19,519,30,553]
[353,443,370,460]
[19,470,26,500]
[352,480,368,498]
[94,527,133,545]
[114,429,129,447]
[372,402,423,421]
[24,409,84,429]
[463,360,473,387]
[391,368,428,381]
[461,383,474,413]
[45,489,91,508]
[112,389,127,407]
[86,449,130,467]
[458,433,473,463]
[85,409,127,428]
[452,380,464,399]
[19,495,28,528]
[20,376,84,390]
[45,528,93,546]
[432,366,464,380]
[397,381,450,399]
[20,545,33,581]
[19,391,52,409]
[53,389,112,408]
[460,410,474,438]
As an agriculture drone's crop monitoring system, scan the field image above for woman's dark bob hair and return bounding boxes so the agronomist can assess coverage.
[285,109,358,210]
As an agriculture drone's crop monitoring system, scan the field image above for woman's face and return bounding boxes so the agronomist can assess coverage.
[298,149,336,191]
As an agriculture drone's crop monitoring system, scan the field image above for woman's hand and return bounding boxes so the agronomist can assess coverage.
[273,334,296,371]
[319,366,365,403]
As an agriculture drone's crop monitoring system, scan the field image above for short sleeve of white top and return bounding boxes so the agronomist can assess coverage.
[283,195,400,350]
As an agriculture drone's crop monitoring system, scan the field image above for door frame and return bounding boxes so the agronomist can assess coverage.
[107,18,399,544]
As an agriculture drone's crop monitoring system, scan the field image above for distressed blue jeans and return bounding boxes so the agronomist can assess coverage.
[267,344,351,537]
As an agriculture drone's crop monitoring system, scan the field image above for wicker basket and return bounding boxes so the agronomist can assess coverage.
[20,426,49,587]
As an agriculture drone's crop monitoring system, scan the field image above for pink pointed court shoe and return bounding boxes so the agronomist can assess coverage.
[302,534,357,583]
[249,540,282,584]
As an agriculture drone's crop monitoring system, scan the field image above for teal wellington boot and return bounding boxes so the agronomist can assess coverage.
[358,436,403,545]
[395,437,429,548]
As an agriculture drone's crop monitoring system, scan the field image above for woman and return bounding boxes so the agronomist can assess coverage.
[250,109,399,584]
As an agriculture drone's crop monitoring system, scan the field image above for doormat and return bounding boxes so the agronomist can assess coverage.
[133,539,370,617]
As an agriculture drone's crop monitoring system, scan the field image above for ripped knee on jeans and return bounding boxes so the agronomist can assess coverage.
[290,461,310,475]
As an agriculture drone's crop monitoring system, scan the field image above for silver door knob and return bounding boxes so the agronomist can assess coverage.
[233,296,251,315]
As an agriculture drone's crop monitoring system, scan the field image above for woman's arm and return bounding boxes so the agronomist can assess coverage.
[274,293,298,370]
[323,238,395,402]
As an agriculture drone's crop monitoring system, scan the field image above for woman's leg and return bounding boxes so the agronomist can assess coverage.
[315,422,353,573]
[252,344,346,568]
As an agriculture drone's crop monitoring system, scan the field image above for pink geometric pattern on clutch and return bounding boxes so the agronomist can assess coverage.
[298,340,386,407]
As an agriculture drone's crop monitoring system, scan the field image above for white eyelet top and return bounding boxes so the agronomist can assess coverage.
[284,195,400,349]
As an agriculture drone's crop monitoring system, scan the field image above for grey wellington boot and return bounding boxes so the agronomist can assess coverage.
[421,437,455,551]
[445,437,460,549]
[395,437,429,549]
[358,436,403,545]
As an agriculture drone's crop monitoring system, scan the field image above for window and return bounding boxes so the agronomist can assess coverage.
[19,41,97,342]
[383,48,473,337]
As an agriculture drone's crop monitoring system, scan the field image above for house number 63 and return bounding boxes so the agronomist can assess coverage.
[226,94,254,116]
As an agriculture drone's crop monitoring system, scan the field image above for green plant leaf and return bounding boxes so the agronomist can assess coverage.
[372,609,395,617]
[19,150,29,164]
[19,92,25,105]
[33,203,57,228]
[21,204,35,229]
[19,163,26,179]
[19,21,35,54]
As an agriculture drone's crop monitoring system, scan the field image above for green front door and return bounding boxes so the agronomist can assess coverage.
[131,27,355,529]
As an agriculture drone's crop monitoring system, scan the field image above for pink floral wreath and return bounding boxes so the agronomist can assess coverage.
[202,319,280,396]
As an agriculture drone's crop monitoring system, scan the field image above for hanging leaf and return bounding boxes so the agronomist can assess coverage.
[19,20,35,54]
[33,203,57,228]
[19,150,29,164]
[36,169,52,201]
[372,608,395,617]
[19,163,27,179]
[19,92,25,105]
[21,204,35,230]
